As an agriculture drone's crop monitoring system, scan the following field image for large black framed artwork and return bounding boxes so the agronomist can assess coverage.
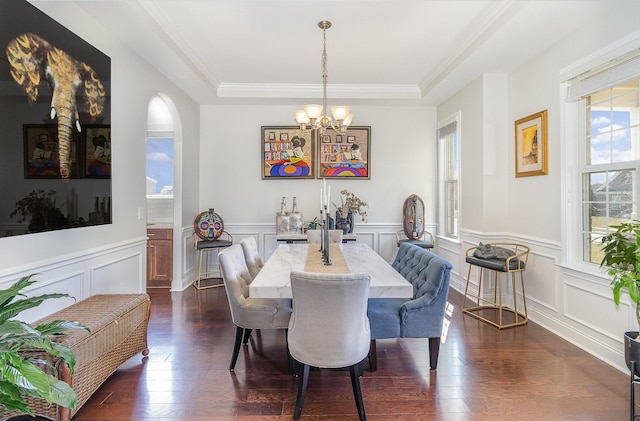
[1,0,111,236]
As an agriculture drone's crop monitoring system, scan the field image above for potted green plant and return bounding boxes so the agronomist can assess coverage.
[599,220,640,376]
[0,274,88,417]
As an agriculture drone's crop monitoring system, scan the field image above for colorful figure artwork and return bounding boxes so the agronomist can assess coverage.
[262,127,315,179]
[319,127,370,179]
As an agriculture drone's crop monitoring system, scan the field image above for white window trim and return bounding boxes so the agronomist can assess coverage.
[560,32,640,274]
[437,111,461,241]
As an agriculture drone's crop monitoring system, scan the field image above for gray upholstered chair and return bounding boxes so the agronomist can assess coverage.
[288,271,371,421]
[367,243,452,370]
[218,244,292,371]
[239,236,263,280]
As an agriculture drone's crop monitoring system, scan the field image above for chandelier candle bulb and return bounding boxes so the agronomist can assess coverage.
[331,106,350,121]
[303,104,323,120]
[295,110,310,124]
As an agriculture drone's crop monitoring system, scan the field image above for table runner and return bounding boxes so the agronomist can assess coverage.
[304,243,350,273]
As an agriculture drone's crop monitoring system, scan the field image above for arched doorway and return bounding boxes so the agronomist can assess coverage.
[146,94,182,290]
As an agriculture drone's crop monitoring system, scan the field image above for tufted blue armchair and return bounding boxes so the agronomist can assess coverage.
[367,243,452,370]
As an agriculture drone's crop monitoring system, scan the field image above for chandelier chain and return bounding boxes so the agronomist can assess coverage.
[294,20,352,135]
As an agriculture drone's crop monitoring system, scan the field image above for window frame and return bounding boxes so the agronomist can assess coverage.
[437,112,461,241]
[562,41,640,272]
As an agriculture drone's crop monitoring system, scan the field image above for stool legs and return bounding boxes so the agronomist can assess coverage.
[462,265,528,329]
[194,248,224,289]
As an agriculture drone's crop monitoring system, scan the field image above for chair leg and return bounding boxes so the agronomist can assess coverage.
[229,326,244,371]
[293,363,310,420]
[368,340,377,372]
[349,364,367,421]
[632,360,636,421]
[243,328,253,345]
[428,337,441,370]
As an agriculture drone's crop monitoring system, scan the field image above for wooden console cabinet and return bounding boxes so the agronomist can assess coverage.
[147,228,172,288]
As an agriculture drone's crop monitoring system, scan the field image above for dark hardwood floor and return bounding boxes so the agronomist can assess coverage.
[66,286,631,420]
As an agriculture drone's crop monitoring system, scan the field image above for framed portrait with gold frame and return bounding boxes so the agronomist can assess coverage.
[515,110,548,177]
[262,126,315,179]
[318,126,370,179]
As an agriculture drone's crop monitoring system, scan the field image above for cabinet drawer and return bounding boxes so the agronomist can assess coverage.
[147,229,172,240]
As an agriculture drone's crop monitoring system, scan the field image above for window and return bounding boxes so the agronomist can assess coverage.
[437,114,460,239]
[146,136,174,197]
[566,49,640,265]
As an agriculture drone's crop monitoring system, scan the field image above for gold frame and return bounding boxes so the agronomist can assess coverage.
[514,110,548,177]
[261,126,315,179]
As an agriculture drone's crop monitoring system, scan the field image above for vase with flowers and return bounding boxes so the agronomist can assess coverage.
[332,190,368,234]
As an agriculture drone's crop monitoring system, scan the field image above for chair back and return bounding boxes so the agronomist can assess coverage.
[288,271,371,368]
[218,245,254,325]
[306,229,321,243]
[329,230,343,243]
[239,236,263,280]
[390,243,452,338]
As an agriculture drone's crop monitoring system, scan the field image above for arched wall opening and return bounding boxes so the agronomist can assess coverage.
[146,93,183,289]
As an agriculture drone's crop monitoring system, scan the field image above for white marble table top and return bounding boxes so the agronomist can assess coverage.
[249,243,413,299]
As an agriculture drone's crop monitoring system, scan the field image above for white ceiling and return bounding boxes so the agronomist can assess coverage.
[52,1,619,105]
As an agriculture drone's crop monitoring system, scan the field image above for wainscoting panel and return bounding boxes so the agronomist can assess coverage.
[563,275,630,342]
[17,271,84,324]
[0,237,148,322]
[89,251,144,295]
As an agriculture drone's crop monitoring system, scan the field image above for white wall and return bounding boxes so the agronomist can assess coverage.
[0,2,200,318]
[440,2,640,373]
[199,104,436,225]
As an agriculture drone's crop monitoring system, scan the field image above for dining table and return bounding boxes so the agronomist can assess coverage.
[249,243,413,299]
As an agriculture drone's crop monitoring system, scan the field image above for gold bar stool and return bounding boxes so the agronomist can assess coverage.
[193,232,233,289]
[462,243,529,329]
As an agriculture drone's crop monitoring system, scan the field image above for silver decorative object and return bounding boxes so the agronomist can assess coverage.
[276,196,290,235]
[289,196,303,234]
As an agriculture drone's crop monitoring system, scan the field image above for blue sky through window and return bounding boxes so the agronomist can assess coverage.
[146,137,174,194]
[590,109,632,166]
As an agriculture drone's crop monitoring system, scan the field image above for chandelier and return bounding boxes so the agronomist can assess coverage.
[294,20,353,135]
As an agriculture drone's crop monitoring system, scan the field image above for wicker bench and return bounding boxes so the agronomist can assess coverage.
[0,293,151,421]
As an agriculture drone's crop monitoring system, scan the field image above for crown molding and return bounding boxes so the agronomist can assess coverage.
[216,83,421,100]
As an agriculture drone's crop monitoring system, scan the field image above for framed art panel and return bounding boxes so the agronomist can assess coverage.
[262,126,315,179]
[515,110,548,177]
[83,125,111,178]
[318,126,370,179]
[23,124,79,179]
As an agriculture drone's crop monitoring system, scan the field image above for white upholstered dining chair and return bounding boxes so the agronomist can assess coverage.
[287,271,371,420]
[239,236,263,280]
[218,244,292,371]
